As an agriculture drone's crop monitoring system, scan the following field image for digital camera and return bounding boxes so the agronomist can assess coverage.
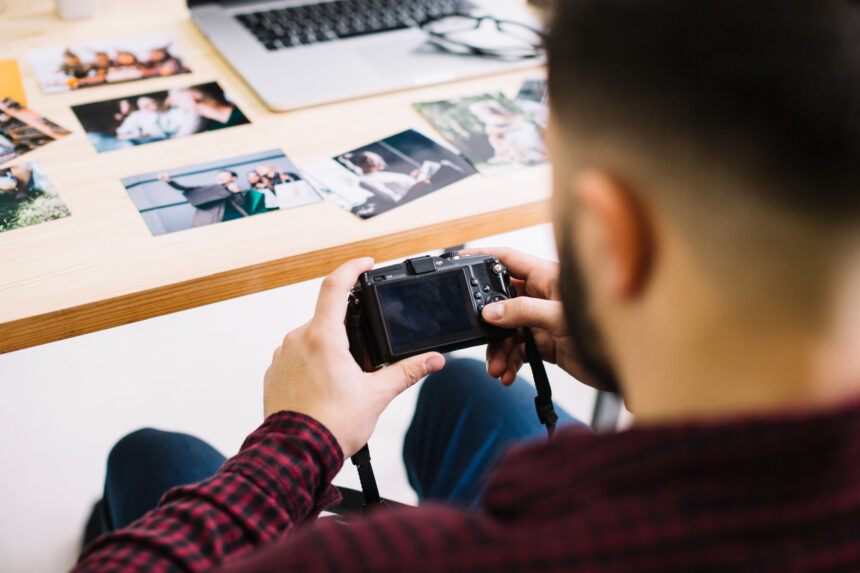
[347,253,516,368]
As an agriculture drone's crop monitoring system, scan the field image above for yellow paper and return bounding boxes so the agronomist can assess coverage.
[0,60,27,105]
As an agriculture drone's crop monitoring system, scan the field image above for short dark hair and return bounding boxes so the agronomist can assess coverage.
[350,152,383,172]
[547,0,859,217]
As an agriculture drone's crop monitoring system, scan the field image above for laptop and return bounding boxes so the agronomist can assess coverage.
[188,0,542,111]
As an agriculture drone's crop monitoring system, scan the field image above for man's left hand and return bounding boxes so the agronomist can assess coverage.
[264,257,446,458]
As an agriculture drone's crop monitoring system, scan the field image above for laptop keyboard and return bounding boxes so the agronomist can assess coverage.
[236,0,469,51]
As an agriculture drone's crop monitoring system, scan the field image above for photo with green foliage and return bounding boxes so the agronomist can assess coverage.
[415,92,547,176]
[0,161,70,233]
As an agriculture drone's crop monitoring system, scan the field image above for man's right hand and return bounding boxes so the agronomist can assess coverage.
[461,247,611,391]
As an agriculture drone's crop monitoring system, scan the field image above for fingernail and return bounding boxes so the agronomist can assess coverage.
[424,355,445,374]
[482,303,503,321]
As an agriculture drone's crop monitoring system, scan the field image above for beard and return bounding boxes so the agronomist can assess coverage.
[557,227,623,395]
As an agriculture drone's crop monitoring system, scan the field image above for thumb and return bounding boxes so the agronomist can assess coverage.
[373,352,446,398]
[482,297,567,336]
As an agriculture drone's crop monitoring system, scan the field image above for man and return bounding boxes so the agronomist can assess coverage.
[158,170,251,227]
[342,150,466,218]
[116,97,171,142]
[59,48,88,80]
[143,46,189,77]
[85,52,113,86]
[344,150,432,202]
[76,1,860,571]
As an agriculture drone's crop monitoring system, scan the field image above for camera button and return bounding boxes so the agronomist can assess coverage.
[474,292,482,299]
[482,285,491,293]
[491,295,504,303]
[492,263,503,274]
[408,256,437,274]
[478,304,484,311]
[470,278,479,286]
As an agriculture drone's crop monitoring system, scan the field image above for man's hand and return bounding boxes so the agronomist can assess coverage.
[158,173,171,182]
[462,247,609,391]
[264,258,446,458]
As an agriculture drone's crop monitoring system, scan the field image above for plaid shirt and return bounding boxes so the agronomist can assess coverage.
[75,402,860,572]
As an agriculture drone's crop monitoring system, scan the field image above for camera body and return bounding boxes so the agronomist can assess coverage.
[347,253,516,368]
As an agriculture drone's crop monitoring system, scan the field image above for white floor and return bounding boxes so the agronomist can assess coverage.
[0,223,600,573]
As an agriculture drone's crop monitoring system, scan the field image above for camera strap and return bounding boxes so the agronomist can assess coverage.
[350,444,381,507]
[523,327,559,438]
[343,325,558,512]
[345,312,387,511]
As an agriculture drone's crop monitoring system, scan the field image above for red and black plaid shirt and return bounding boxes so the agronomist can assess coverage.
[75,400,860,572]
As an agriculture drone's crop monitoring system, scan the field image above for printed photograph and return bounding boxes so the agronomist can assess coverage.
[0,98,71,165]
[415,92,547,175]
[72,82,249,153]
[121,149,320,236]
[0,161,70,233]
[0,59,28,104]
[28,32,190,94]
[303,129,476,220]
[515,78,548,127]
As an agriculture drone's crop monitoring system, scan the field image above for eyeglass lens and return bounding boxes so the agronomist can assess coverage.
[424,15,542,55]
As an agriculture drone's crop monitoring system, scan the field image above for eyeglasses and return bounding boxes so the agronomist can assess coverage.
[419,14,545,60]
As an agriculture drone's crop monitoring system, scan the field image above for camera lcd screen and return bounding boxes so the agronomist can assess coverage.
[376,272,479,355]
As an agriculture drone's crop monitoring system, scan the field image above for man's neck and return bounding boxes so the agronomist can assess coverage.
[624,331,860,425]
[619,271,860,425]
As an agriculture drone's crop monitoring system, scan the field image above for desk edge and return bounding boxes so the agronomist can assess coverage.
[0,200,551,354]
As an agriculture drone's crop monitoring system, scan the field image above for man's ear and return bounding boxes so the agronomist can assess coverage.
[571,170,653,298]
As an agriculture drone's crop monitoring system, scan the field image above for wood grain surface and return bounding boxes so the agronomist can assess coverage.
[0,0,550,353]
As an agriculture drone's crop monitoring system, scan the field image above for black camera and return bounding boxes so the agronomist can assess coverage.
[347,252,516,368]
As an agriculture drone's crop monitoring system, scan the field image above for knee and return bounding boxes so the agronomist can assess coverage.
[415,357,513,421]
[419,358,492,407]
[111,428,168,453]
[107,428,167,474]
[406,358,487,467]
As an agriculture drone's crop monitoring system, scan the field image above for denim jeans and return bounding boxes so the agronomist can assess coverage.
[403,358,583,507]
[96,358,584,533]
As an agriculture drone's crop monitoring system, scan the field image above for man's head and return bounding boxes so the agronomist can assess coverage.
[136,96,158,113]
[261,164,279,178]
[216,171,238,186]
[115,51,138,66]
[62,49,82,66]
[352,152,387,174]
[547,0,860,418]
[148,48,168,63]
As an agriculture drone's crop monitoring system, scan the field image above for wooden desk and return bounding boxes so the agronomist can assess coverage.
[0,0,550,354]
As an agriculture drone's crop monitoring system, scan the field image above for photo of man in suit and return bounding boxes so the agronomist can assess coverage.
[121,149,319,236]
[157,170,253,227]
